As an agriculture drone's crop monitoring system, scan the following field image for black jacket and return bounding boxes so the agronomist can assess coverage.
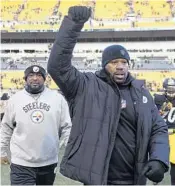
[47,16,169,185]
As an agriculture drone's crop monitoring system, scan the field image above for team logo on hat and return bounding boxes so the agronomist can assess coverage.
[31,110,44,123]
[33,66,40,73]
[167,78,175,86]
[120,49,125,56]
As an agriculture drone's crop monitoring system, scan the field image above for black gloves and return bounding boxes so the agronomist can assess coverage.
[68,6,91,23]
[142,160,166,183]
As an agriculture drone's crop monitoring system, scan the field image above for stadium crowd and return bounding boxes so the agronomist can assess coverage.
[1,68,175,94]
[1,0,175,32]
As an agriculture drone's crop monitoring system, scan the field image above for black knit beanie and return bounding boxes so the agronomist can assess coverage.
[102,45,130,68]
[24,65,46,81]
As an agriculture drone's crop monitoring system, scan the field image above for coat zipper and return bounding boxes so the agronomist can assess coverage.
[134,87,144,184]
[102,84,122,184]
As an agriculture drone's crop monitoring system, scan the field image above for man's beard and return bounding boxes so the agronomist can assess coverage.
[25,84,44,94]
[112,73,126,84]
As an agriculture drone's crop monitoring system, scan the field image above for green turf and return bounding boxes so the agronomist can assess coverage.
[0,147,171,185]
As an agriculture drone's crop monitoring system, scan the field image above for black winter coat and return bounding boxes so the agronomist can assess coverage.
[47,16,169,185]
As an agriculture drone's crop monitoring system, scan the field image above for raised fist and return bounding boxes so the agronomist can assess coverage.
[68,6,91,23]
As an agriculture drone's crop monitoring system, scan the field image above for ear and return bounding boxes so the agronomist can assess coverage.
[128,63,131,69]
[104,64,108,71]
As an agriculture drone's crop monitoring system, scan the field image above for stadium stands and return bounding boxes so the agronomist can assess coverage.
[1,1,175,95]
[1,41,175,70]
[1,0,23,21]
[1,41,175,92]
[1,70,175,94]
[1,0,175,32]
[133,0,171,18]
[94,1,130,19]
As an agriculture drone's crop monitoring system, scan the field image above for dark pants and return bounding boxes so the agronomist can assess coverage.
[10,163,57,185]
[171,163,175,185]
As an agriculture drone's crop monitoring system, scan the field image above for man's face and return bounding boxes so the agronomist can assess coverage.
[105,58,129,84]
[26,73,45,90]
[165,85,175,100]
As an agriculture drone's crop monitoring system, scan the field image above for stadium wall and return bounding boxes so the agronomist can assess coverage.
[1,30,175,43]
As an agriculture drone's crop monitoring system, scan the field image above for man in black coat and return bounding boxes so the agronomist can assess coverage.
[47,6,169,185]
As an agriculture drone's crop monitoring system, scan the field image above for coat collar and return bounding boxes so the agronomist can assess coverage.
[95,69,144,90]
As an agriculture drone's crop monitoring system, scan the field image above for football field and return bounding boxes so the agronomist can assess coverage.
[0,147,171,185]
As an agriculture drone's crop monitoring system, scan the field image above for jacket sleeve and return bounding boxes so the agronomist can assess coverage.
[0,99,15,157]
[148,93,169,171]
[153,94,163,110]
[59,96,72,148]
[47,16,86,101]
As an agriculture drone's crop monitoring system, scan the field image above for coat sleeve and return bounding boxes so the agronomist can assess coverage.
[47,16,86,101]
[153,94,163,111]
[59,95,72,148]
[148,92,169,171]
[0,99,15,157]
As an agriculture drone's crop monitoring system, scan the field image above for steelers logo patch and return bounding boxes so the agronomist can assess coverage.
[33,66,39,73]
[31,110,44,123]
[120,49,125,56]
[167,78,175,86]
